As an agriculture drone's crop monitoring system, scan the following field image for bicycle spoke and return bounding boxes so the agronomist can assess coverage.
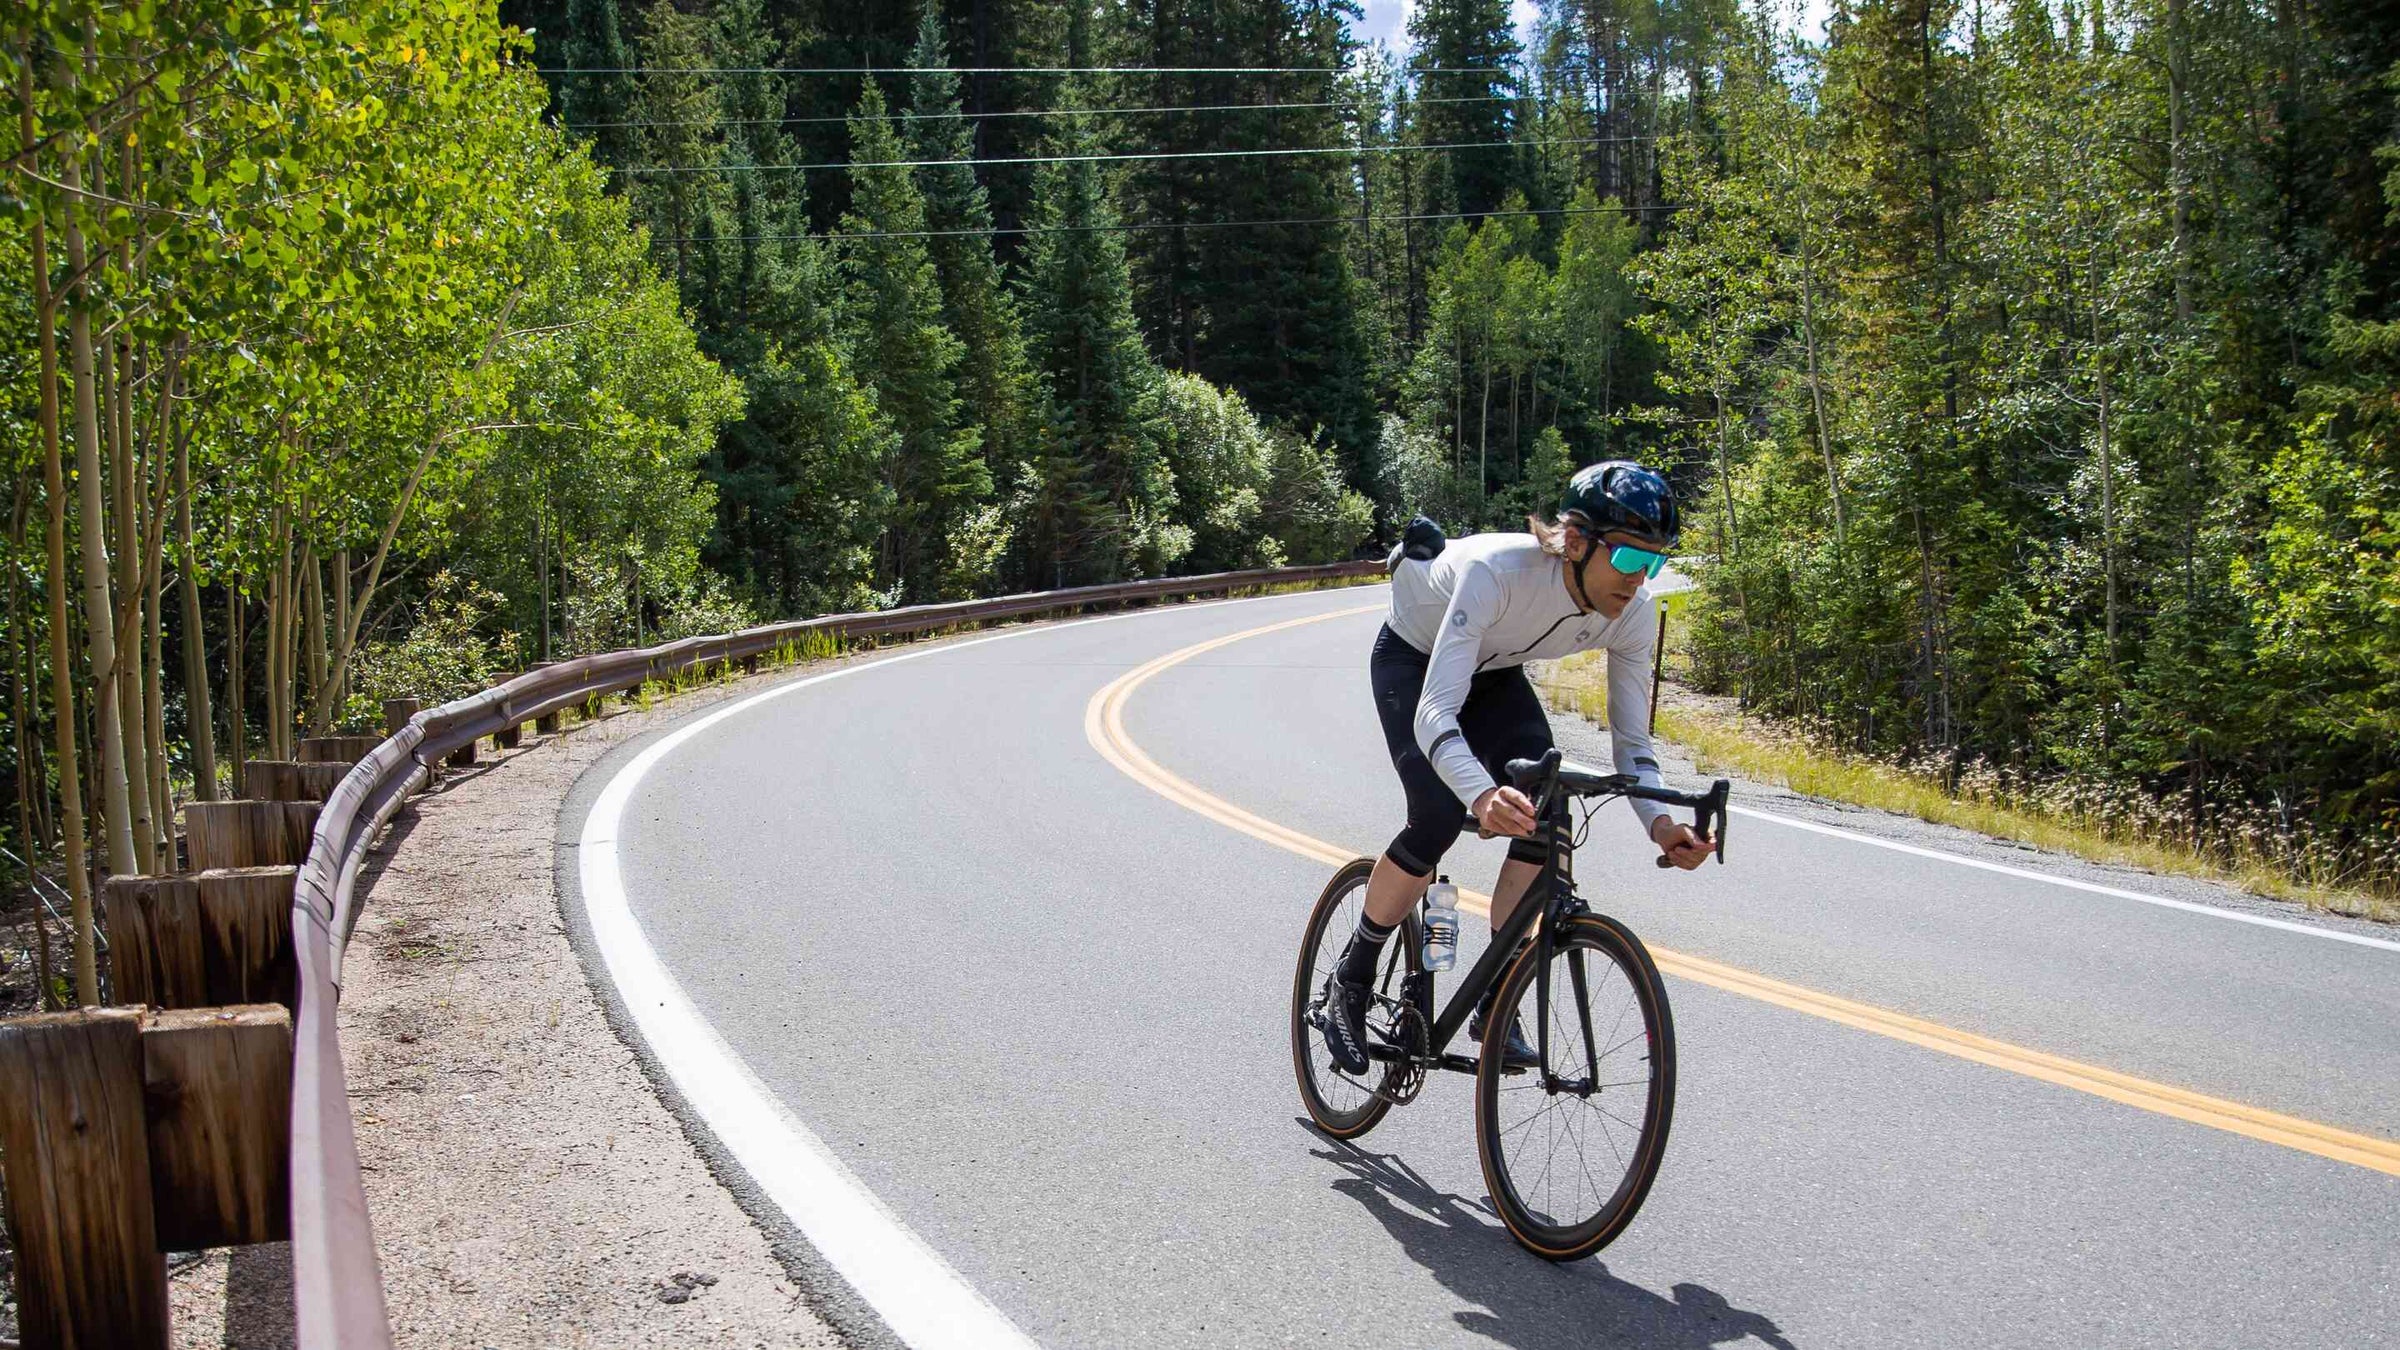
[1483,925,1670,1243]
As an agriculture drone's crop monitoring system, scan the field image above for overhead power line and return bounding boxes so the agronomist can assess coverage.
[563,91,1527,132]
[537,64,1518,77]
[655,202,1674,245]
[616,135,1635,177]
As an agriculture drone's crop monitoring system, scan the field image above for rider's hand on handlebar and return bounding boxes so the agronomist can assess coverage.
[1650,816,1715,870]
[1472,785,1539,839]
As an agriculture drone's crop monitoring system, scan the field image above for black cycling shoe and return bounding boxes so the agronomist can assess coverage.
[1468,1007,1540,1071]
[1317,973,1375,1077]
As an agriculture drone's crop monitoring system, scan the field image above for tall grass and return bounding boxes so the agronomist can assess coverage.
[1536,649,2395,923]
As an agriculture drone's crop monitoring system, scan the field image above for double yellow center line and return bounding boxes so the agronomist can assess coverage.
[1084,604,2400,1179]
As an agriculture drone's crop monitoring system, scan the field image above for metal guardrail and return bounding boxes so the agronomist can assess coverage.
[285,559,1383,1346]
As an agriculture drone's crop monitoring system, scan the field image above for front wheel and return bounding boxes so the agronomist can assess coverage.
[1291,858,1420,1138]
[1475,912,1676,1261]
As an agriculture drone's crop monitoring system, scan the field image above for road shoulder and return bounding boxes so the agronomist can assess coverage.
[331,662,863,1347]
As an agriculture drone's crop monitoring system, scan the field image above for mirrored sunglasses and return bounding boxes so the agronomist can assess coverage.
[1607,543,1670,579]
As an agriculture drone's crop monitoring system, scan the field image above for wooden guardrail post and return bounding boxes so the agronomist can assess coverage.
[242,758,351,802]
[446,732,480,767]
[185,801,320,870]
[296,735,380,764]
[141,1005,294,1250]
[485,672,523,748]
[0,1008,170,1349]
[105,868,300,1011]
[383,696,421,736]
[524,662,560,734]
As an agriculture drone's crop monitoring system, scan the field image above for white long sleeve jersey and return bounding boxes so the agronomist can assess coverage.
[1386,532,1669,833]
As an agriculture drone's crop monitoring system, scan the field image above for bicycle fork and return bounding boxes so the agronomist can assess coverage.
[1533,791,1605,1097]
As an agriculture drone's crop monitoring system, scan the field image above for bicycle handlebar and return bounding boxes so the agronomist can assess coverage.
[1500,749,1730,866]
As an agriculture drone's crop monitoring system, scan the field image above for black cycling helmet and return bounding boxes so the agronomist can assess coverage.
[1559,461,1680,549]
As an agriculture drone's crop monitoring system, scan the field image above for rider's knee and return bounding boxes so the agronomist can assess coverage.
[1385,825,1452,878]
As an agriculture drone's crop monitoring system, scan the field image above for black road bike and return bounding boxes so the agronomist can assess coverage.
[1290,748,1730,1261]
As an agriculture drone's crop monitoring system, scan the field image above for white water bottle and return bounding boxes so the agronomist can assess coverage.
[1422,878,1461,972]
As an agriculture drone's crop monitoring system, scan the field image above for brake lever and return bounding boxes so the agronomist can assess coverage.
[1654,779,1733,868]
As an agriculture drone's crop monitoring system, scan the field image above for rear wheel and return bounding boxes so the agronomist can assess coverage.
[1474,912,1675,1260]
[1291,858,1420,1137]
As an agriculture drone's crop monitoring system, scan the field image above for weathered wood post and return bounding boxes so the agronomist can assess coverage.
[0,1008,170,1349]
[140,1005,294,1250]
[184,801,320,871]
[105,868,300,1011]
[296,735,380,764]
[493,672,525,749]
[531,661,565,734]
[241,759,351,803]
[446,732,479,767]
[383,696,422,737]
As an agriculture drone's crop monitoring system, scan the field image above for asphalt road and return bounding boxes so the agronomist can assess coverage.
[596,585,2400,1350]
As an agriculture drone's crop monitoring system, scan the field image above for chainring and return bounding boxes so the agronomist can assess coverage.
[1364,995,1430,1105]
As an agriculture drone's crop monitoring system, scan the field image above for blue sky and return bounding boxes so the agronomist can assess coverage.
[1349,0,1539,51]
[1349,0,1833,56]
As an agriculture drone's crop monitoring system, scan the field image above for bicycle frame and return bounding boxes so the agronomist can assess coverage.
[1418,788,1578,1062]
[1372,749,1724,1089]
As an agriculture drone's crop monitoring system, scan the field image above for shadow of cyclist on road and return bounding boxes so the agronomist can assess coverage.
[1312,1134,1798,1350]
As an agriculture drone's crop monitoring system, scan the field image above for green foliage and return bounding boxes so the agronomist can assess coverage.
[907,1,1041,526]
[1108,0,1377,475]
[841,78,989,602]
[1158,372,1373,570]
[1614,0,2400,888]
[1017,99,1179,584]
[346,573,529,728]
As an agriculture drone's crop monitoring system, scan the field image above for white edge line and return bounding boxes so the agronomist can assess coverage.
[574,590,1364,1350]
[1726,804,2400,955]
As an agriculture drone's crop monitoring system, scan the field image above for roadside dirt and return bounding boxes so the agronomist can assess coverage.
[171,661,856,1348]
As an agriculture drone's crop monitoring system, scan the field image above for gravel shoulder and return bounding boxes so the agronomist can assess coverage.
[343,659,892,1348]
[171,653,893,1348]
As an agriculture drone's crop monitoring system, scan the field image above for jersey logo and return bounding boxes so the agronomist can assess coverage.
[1450,609,1468,628]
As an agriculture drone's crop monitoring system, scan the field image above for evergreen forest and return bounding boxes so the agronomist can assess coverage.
[5,0,2398,1005]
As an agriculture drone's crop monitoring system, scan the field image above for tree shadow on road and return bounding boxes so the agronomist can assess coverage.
[1312,1134,1797,1350]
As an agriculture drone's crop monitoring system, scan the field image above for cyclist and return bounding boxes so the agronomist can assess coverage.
[1322,461,1714,1076]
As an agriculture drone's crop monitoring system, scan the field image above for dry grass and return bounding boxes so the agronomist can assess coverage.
[1536,648,2397,925]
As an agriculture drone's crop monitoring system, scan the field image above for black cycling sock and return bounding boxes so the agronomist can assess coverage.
[1338,913,1398,984]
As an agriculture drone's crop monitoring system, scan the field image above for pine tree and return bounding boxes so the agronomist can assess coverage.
[559,0,634,172]
[1019,96,1178,585]
[841,78,987,602]
[906,1,1039,516]
[625,0,725,301]
[1409,0,1523,218]
[1112,0,1378,481]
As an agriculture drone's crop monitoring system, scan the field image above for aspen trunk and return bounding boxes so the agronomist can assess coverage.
[145,535,168,861]
[178,431,216,800]
[1798,196,1846,549]
[332,546,350,712]
[225,584,247,798]
[9,484,54,1007]
[302,543,328,718]
[23,133,97,1003]
[2093,246,2120,674]
[61,155,138,885]
[106,335,158,875]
